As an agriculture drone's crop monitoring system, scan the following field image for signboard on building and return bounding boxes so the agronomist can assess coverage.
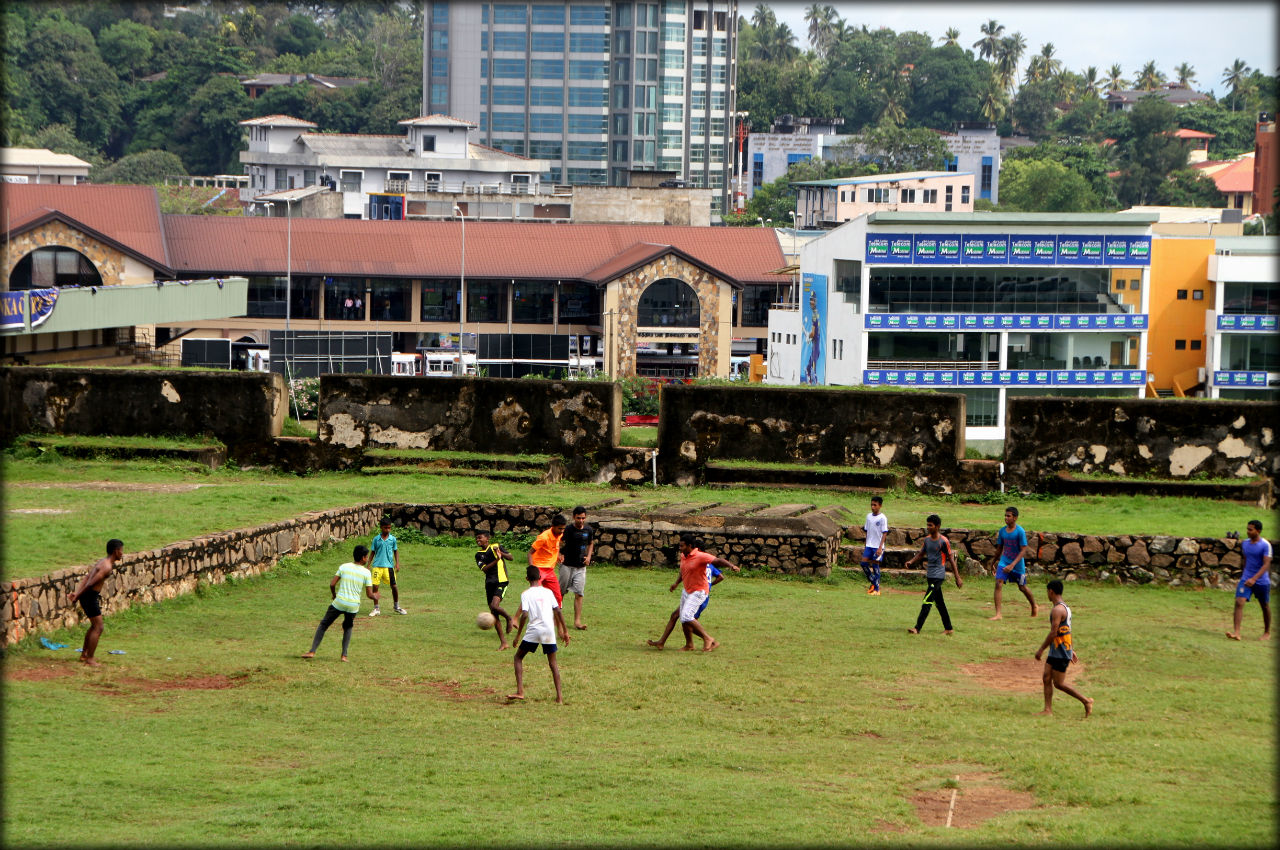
[863,368,1146,387]
[866,233,1151,266]
[864,313,1148,331]
[800,272,827,385]
[1,288,59,330]
[1217,314,1278,331]
[1211,370,1269,387]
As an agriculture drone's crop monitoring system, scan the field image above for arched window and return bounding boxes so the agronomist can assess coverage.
[637,278,700,327]
[9,247,102,290]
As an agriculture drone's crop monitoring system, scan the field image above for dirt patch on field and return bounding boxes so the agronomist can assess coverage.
[960,656,1083,693]
[4,662,81,682]
[85,673,250,695]
[7,508,73,514]
[401,678,499,701]
[911,771,1036,828]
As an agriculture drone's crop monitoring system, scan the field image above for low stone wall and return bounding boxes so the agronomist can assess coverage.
[2,505,382,646]
[318,376,620,479]
[1004,397,1278,494]
[657,384,965,490]
[0,366,286,451]
[845,524,1277,587]
[383,503,841,576]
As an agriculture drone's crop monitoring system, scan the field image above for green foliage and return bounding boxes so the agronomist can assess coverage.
[91,149,186,184]
[617,376,662,416]
[1113,96,1193,206]
[997,159,1105,212]
[1176,101,1261,158]
[1004,141,1119,208]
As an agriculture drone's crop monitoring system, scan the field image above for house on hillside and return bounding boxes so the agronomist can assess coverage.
[1,148,92,185]
[793,171,976,229]
[1106,83,1210,112]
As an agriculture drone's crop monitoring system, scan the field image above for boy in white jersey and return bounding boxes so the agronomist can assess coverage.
[1034,579,1093,718]
[302,546,378,662]
[508,565,570,703]
[861,496,889,595]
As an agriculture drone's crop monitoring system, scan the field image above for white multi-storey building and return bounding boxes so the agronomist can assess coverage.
[1205,236,1279,400]
[421,0,738,216]
[238,114,551,219]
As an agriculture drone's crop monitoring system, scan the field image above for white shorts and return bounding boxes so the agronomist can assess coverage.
[679,589,708,623]
[559,565,586,596]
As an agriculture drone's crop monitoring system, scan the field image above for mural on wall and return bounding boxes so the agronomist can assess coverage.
[801,272,827,385]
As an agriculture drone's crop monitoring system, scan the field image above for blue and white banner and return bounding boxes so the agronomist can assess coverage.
[1212,371,1269,387]
[1217,314,1278,332]
[863,369,1147,387]
[864,313,1147,331]
[1,288,59,330]
[866,233,1149,266]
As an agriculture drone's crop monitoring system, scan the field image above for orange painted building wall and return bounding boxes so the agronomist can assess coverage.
[1144,238,1214,391]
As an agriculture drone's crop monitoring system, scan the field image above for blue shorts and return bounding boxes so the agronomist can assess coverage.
[696,596,710,619]
[861,546,883,563]
[996,558,1026,586]
[1236,580,1271,604]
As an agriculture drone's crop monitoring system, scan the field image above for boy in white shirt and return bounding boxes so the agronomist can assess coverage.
[862,496,889,595]
[508,565,570,704]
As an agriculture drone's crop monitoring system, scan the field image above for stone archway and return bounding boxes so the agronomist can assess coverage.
[2,220,128,291]
[603,253,735,378]
[8,245,103,290]
[637,278,700,328]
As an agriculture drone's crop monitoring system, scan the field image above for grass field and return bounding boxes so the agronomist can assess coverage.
[2,453,1275,582]
[3,537,1275,847]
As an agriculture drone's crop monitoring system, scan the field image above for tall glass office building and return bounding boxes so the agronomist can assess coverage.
[422,1,738,214]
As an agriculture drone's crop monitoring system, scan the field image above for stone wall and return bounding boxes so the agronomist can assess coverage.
[657,384,966,489]
[317,375,620,479]
[0,366,286,451]
[2,505,382,646]
[845,524,1277,588]
[3,220,130,287]
[1004,397,1279,491]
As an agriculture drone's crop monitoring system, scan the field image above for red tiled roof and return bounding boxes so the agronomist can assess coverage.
[1209,156,1254,193]
[1174,128,1215,139]
[3,184,171,269]
[162,218,784,286]
[580,242,740,288]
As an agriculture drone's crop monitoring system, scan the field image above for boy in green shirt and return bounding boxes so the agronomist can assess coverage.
[302,545,378,662]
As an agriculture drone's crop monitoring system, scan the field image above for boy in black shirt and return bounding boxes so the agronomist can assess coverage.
[475,531,515,649]
[558,506,595,630]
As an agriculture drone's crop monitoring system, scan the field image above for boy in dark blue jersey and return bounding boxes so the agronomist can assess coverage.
[990,507,1038,620]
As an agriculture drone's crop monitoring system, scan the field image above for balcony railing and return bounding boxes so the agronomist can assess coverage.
[385,179,541,196]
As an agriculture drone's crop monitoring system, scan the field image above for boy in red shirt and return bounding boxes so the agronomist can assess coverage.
[668,534,721,651]
[528,513,566,606]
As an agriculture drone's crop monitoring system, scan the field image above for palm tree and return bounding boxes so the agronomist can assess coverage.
[1039,43,1062,77]
[940,27,960,47]
[803,4,839,57]
[1077,66,1101,98]
[1174,62,1196,88]
[994,32,1025,92]
[1135,60,1164,91]
[979,88,1004,122]
[973,19,1004,61]
[750,4,776,33]
[1105,64,1126,92]
[1222,59,1251,110]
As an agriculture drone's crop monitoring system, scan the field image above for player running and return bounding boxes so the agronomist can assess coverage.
[648,539,739,650]
[990,506,1037,620]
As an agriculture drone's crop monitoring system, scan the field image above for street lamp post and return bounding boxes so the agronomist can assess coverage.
[453,204,466,375]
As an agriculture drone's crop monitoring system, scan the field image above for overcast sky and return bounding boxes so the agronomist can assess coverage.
[769,1,1277,98]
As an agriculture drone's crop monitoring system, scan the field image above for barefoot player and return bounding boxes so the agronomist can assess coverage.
[666,534,724,652]
[648,541,738,650]
[529,513,566,606]
[990,506,1037,620]
[67,539,124,667]
[475,531,515,649]
[509,565,570,704]
[1227,519,1272,641]
[1034,579,1093,718]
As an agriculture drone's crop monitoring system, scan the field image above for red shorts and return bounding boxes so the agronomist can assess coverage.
[537,567,563,605]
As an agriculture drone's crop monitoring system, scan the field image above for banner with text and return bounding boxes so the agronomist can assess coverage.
[863,368,1147,387]
[864,312,1147,331]
[865,233,1151,266]
[0,288,59,330]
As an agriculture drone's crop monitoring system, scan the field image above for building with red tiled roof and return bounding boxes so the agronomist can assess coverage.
[4,184,786,377]
[1195,153,1256,214]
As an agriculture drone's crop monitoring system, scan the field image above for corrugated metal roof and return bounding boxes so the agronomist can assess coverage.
[1,147,93,168]
[299,134,407,157]
[398,115,477,127]
[162,217,784,285]
[238,114,318,127]
[793,171,971,187]
[4,184,170,268]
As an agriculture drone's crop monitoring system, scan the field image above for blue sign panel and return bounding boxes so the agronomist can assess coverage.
[864,369,1147,386]
[1218,314,1279,332]
[865,233,1149,266]
[1,288,59,330]
[1213,370,1269,387]
[864,313,1147,331]
[1104,235,1152,265]
[866,235,893,263]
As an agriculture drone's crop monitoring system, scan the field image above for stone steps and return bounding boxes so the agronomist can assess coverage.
[703,463,902,491]
[361,451,549,471]
[17,437,227,470]
[359,466,544,483]
[1045,472,1271,507]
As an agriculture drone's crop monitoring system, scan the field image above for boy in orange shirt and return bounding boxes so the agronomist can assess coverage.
[528,513,566,606]
[669,534,721,652]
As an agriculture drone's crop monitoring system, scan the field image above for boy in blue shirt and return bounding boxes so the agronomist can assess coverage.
[369,517,406,616]
[1227,519,1272,641]
[990,506,1037,620]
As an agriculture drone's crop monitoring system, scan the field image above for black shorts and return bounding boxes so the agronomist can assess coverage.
[1046,655,1070,673]
[519,639,557,655]
[79,589,102,619]
[485,581,508,605]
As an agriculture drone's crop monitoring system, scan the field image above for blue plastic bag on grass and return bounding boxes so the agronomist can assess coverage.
[40,637,67,650]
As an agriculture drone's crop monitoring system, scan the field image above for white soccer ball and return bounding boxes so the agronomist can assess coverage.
[476,611,497,630]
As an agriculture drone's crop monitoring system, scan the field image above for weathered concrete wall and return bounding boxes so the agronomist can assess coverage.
[2,505,382,646]
[317,376,620,478]
[657,384,966,490]
[0,366,286,449]
[1004,397,1278,491]
[846,524,1278,588]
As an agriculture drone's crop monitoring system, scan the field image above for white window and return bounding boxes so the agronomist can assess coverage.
[339,170,363,192]
[901,188,916,203]
[923,189,938,204]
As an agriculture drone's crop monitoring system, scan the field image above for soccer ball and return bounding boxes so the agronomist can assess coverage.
[476,611,497,630]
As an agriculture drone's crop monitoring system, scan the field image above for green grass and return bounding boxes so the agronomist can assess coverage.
[619,425,658,447]
[14,433,223,451]
[709,457,902,475]
[2,454,1275,582]
[3,552,1274,846]
[362,448,553,463]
